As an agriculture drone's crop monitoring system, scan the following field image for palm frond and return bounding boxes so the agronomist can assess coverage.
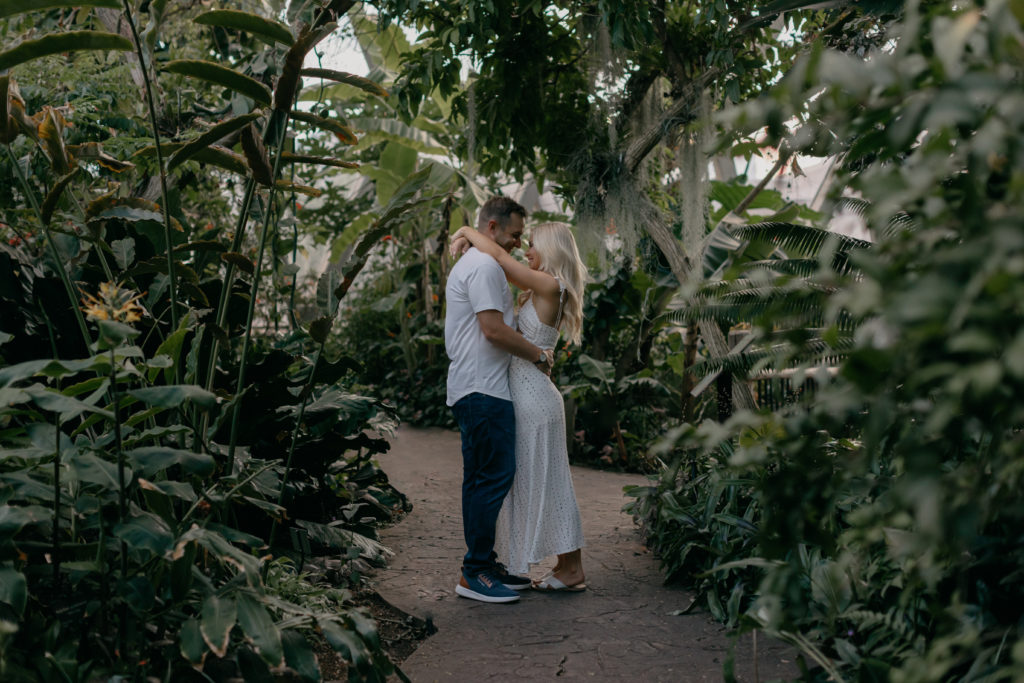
[689,337,851,379]
[735,222,873,257]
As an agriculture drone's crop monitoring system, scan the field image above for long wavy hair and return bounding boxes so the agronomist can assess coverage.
[519,222,588,345]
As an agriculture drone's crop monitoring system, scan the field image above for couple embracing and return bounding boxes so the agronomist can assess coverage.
[444,196,589,604]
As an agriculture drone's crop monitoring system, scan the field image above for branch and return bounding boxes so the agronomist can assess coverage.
[623,66,722,174]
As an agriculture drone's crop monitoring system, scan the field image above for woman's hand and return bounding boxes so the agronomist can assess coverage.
[450,235,470,257]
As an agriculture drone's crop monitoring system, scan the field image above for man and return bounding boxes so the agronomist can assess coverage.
[445,196,554,603]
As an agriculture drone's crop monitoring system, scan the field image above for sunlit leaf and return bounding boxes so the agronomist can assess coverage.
[289,110,356,144]
[300,68,388,98]
[167,111,263,171]
[0,31,132,72]
[221,252,255,275]
[194,9,293,47]
[274,180,322,197]
[280,152,358,169]
[0,1,119,20]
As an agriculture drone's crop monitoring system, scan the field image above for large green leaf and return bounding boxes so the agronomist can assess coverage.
[69,452,124,488]
[347,6,411,73]
[0,31,132,71]
[128,385,218,410]
[128,447,215,477]
[201,595,237,658]
[0,505,49,541]
[236,592,284,667]
[288,110,356,144]
[0,568,27,618]
[114,507,174,556]
[300,68,388,98]
[280,152,358,169]
[318,619,370,671]
[0,0,119,20]
[166,111,264,171]
[281,630,320,682]
[163,60,271,106]
[194,9,293,46]
[40,167,80,226]
[180,616,207,667]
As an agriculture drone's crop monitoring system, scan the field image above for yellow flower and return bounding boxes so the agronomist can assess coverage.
[81,282,146,323]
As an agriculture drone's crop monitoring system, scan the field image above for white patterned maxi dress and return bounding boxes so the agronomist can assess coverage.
[495,294,585,575]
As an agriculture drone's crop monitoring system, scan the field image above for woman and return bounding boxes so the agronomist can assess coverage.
[450,221,588,591]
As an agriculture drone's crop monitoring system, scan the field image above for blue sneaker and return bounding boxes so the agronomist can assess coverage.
[492,563,531,591]
[456,571,521,603]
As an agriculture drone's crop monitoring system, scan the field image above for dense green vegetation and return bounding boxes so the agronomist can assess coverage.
[2,0,1022,681]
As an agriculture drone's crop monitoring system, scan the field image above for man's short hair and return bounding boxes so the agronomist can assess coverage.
[477,196,527,230]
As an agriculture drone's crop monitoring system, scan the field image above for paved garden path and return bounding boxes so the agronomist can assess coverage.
[372,425,798,682]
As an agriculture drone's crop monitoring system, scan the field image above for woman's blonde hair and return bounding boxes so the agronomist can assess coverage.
[519,222,588,345]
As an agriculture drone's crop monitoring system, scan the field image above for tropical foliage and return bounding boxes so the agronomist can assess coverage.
[0,1,430,680]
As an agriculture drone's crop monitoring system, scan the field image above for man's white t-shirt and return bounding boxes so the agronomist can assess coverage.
[445,247,514,406]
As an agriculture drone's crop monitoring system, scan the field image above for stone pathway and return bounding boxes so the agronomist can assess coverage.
[371,425,797,682]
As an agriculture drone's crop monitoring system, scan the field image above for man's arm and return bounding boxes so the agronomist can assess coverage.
[477,310,553,372]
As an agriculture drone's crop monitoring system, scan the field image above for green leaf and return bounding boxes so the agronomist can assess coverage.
[201,595,237,658]
[40,167,80,226]
[577,354,615,386]
[166,111,264,171]
[0,504,49,541]
[280,152,358,169]
[114,508,174,556]
[281,630,320,682]
[24,385,113,419]
[127,446,215,477]
[111,237,136,270]
[236,593,284,667]
[194,9,293,47]
[0,567,27,618]
[164,59,271,106]
[180,616,207,667]
[0,1,119,20]
[289,110,357,144]
[300,68,388,98]
[308,316,334,344]
[96,319,141,349]
[318,619,370,670]
[0,31,132,72]
[138,478,197,502]
[69,452,124,488]
[221,251,255,275]
[128,385,218,410]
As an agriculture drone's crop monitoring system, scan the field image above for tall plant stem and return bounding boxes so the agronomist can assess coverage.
[110,346,129,655]
[121,0,179,339]
[5,144,91,352]
[267,341,324,547]
[225,111,292,475]
[52,415,61,585]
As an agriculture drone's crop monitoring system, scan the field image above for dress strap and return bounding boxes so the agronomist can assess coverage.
[553,278,566,330]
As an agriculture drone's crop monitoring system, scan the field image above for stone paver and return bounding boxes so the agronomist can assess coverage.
[372,425,798,682]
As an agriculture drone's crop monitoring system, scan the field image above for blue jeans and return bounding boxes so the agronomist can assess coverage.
[451,393,516,577]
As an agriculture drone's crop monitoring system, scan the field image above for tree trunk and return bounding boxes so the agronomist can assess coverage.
[637,199,758,412]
